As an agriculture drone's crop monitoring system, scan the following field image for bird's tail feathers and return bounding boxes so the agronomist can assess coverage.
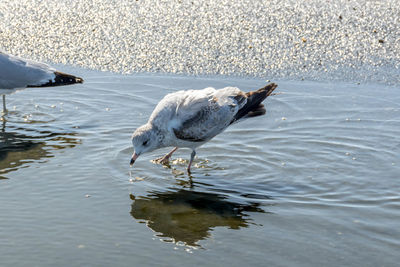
[231,83,277,123]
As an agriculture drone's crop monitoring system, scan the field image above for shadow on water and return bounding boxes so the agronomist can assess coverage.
[130,187,268,248]
[0,118,81,179]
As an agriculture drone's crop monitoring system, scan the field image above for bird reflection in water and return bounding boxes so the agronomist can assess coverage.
[130,188,268,247]
[0,119,80,179]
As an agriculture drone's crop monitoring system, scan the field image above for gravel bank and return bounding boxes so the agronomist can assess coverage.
[1,0,399,83]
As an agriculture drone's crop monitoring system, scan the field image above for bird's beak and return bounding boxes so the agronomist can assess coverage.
[130,152,139,166]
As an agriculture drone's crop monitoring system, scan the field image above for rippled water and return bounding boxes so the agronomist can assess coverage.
[1,68,399,266]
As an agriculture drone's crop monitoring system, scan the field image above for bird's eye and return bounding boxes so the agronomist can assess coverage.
[142,140,148,146]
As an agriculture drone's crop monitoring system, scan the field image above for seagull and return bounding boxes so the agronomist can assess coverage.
[130,83,278,173]
[0,51,83,114]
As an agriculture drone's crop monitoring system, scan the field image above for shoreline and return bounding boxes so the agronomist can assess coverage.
[1,0,399,85]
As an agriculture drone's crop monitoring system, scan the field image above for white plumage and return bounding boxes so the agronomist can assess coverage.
[130,83,277,173]
[149,87,244,145]
[0,51,83,113]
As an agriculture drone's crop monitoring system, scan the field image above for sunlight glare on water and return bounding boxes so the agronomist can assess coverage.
[1,71,399,266]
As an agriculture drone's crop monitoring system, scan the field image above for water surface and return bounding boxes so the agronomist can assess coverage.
[1,69,399,266]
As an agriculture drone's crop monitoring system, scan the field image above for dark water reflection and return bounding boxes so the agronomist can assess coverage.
[0,119,80,179]
[130,188,267,247]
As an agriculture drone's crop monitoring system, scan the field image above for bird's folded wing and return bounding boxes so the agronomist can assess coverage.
[150,87,215,126]
[149,86,246,142]
[0,52,55,89]
[173,96,240,142]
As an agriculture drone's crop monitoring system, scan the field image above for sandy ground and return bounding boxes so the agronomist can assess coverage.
[0,0,399,83]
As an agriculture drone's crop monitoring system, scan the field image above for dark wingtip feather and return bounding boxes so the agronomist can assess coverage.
[246,83,278,98]
[28,71,84,88]
[52,71,84,85]
[231,83,278,123]
[74,76,84,84]
[247,104,266,117]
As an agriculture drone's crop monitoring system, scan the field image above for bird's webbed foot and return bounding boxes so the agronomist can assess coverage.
[155,155,171,165]
[154,147,178,166]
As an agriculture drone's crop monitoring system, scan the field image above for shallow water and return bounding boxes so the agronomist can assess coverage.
[1,68,399,266]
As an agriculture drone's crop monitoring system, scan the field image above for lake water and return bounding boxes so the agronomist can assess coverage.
[1,68,399,266]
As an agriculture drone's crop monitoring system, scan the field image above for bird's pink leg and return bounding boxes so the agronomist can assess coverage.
[2,95,6,114]
[155,147,178,165]
[187,150,196,174]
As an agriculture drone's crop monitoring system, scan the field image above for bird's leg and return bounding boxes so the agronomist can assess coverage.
[1,113,5,132]
[2,95,6,115]
[187,150,196,174]
[155,147,178,165]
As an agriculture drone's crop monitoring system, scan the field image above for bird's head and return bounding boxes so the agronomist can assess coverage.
[130,124,160,166]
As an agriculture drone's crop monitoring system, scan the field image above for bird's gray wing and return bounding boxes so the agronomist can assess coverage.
[0,52,55,89]
[173,104,219,142]
[173,94,242,142]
